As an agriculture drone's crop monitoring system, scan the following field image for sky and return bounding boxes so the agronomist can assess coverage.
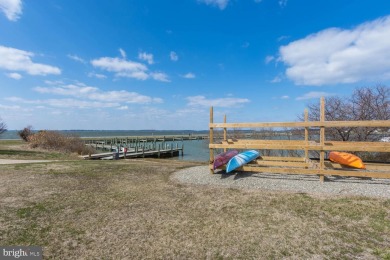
[1,0,390,130]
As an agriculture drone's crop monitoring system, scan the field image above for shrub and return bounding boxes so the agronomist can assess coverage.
[18,126,33,142]
[28,130,94,155]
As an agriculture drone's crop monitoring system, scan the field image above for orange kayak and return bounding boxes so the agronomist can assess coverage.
[329,151,366,169]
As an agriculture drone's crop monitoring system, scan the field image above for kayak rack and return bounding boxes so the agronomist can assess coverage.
[209,97,390,182]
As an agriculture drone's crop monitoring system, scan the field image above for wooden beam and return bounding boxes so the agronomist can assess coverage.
[210,120,390,129]
[240,165,390,179]
[210,106,214,174]
[223,114,227,153]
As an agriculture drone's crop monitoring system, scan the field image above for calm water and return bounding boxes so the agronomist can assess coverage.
[1,130,211,162]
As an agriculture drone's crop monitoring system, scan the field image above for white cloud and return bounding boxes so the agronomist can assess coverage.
[0,45,61,75]
[265,55,275,64]
[0,0,22,21]
[281,95,290,99]
[6,72,21,80]
[88,72,107,79]
[34,82,163,104]
[187,95,250,107]
[138,52,154,64]
[6,96,120,109]
[91,57,149,80]
[182,72,196,79]
[119,48,126,59]
[296,91,333,101]
[198,0,229,10]
[151,72,170,82]
[280,15,390,86]
[170,51,178,61]
[270,76,282,83]
[117,106,128,110]
[67,54,86,64]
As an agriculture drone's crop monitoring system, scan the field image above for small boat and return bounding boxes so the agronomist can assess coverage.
[226,150,260,173]
[213,150,239,170]
[329,151,366,169]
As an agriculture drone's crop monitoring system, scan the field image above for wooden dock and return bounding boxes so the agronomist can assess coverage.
[81,147,182,160]
[81,136,189,160]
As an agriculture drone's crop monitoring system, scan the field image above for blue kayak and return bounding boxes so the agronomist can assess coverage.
[226,150,260,173]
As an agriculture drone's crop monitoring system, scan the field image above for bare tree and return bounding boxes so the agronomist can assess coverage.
[300,85,390,142]
[0,117,6,135]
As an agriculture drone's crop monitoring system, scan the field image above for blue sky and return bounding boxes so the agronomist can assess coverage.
[1,0,390,130]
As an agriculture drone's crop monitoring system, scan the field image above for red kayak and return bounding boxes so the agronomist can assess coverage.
[213,150,239,170]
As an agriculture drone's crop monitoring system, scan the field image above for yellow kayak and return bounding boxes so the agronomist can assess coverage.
[329,151,366,169]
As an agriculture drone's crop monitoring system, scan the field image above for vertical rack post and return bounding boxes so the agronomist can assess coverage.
[319,97,325,182]
[209,107,214,174]
[304,109,309,162]
[223,114,227,153]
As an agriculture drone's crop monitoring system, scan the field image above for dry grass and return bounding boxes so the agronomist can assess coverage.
[0,140,81,160]
[0,142,389,259]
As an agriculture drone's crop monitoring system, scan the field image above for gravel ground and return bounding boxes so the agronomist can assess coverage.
[172,166,390,198]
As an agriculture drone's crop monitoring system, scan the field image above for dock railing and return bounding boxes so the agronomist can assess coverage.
[209,97,390,181]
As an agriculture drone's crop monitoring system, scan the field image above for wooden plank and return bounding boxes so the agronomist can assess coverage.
[209,143,390,152]
[223,114,227,153]
[319,97,325,182]
[260,156,306,162]
[253,160,309,168]
[240,165,390,179]
[210,106,214,174]
[210,120,390,129]
[304,109,309,161]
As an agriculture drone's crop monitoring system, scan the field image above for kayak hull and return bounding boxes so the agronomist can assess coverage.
[329,151,366,169]
[213,150,239,170]
[226,150,260,173]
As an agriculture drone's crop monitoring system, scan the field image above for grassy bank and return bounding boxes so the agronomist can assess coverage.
[0,141,389,259]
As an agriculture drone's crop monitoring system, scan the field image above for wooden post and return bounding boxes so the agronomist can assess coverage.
[223,114,227,153]
[319,97,325,182]
[158,144,161,158]
[210,107,214,174]
[304,109,309,162]
[181,143,184,156]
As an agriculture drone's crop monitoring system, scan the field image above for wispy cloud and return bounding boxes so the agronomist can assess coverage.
[270,76,282,83]
[88,72,107,79]
[198,0,229,10]
[0,0,22,21]
[119,48,126,59]
[138,52,154,64]
[170,51,178,61]
[33,82,163,104]
[296,91,333,100]
[265,55,275,64]
[187,95,250,107]
[281,95,290,99]
[6,72,22,80]
[280,15,390,86]
[0,45,61,76]
[151,72,170,82]
[91,56,149,80]
[181,72,196,79]
[67,54,86,64]
[91,52,169,81]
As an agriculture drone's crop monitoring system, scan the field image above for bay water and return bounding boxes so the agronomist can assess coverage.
[1,130,211,162]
